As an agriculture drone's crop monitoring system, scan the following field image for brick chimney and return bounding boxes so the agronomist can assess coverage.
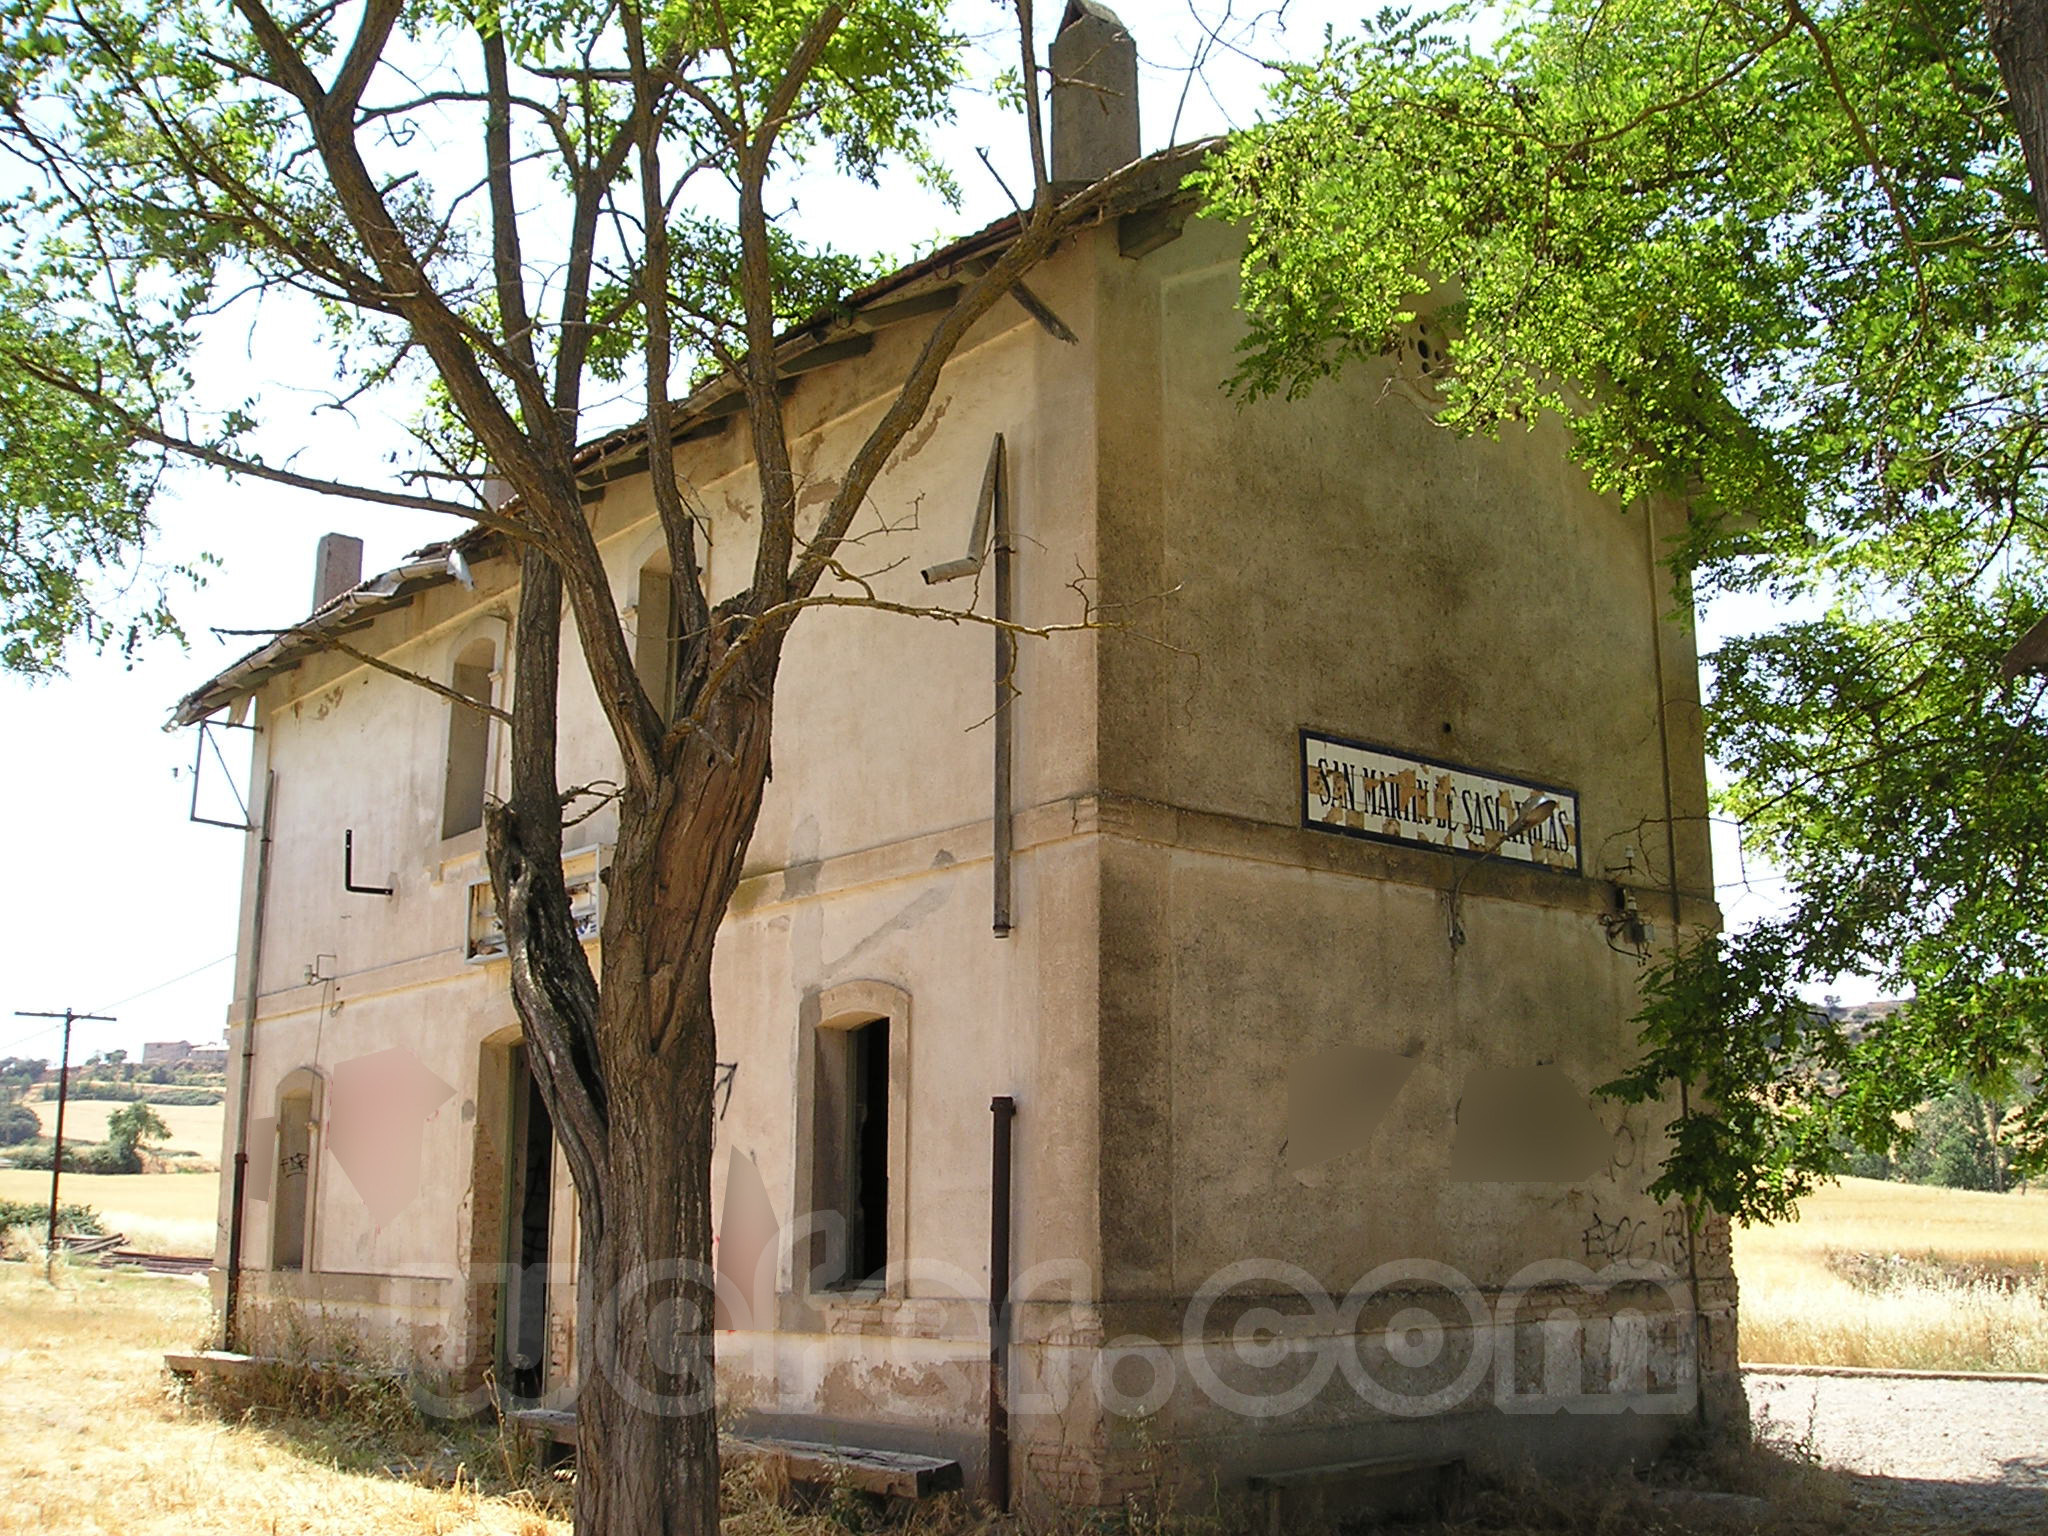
[1049,0,1139,187]
[310,532,364,612]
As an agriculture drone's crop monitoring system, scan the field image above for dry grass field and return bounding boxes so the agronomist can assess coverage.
[1732,1177,2048,1373]
[0,1168,218,1256]
[29,1097,226,1160]
[0,1257,1973,1536]
[0,1262,569,1536]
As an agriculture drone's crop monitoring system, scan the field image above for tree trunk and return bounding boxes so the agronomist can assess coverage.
[1982,1096,2009,1193]
[1987,0,2048,245]
[569,954,721,1536]
[573,682,775,1535]
[490,550,780,1535]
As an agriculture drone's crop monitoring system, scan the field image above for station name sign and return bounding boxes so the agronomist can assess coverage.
[1301,729,1580,874]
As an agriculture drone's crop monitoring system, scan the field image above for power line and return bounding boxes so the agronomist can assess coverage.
[0,951,235,1057]
[0,1020,65,1057]
[90,952,235,1014]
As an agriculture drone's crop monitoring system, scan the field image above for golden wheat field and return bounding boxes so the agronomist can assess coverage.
[28,1097,226,1159]
[0,1168,219,1257]
[1732,1177,2048,1372]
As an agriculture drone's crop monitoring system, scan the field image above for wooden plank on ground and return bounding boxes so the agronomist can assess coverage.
[727,1436,963,1498]
[502,1412,964,1498]
[163,1350,259,1379]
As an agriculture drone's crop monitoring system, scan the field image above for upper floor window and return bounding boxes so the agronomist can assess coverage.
[634,560,685,721]
[441,637,496,839]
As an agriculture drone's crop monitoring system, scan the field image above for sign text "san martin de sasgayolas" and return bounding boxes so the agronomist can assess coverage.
[1300,731,1580,872]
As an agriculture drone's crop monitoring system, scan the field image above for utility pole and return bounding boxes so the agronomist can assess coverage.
[13,1009,115,1280]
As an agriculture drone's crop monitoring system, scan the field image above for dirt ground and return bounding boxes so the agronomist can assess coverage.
[1745,1369,2048,1533]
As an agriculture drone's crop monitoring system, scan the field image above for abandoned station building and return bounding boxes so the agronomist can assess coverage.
[175,4,1739,1514]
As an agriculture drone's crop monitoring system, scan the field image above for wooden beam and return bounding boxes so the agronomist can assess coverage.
[781,333,875,375]
[1119,197,1195,260]
[502,1412,966,1499]
[1007,279,1078,345]
[851,285,962,332]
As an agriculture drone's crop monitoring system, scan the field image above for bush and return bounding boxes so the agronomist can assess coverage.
[93,1141,144,1175]
[7,1141,137,1173]
[1843,1148,1893,1181]
[40,1083,221,1106]
[0,1197,104,1236]
[144,1087,223,1106]
[0,1102,40,1146]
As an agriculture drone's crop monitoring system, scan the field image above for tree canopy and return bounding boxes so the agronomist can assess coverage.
[0,0,967,671]
[1200,0,2048,1220]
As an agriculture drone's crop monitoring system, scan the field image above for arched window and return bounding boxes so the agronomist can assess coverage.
[272,1068,323,1270]
[797,980,911,1294]
[634,559,684,720]
[441,637,497,839]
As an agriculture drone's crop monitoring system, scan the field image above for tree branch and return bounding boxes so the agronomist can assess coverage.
[213,624,514,722]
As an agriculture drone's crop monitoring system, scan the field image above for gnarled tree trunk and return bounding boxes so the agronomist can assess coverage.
[489,543,779,1536]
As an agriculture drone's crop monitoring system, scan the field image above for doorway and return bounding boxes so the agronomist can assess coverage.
[501,1045,554,1402]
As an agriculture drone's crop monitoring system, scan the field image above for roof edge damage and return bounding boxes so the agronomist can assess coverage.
[171,142,1213,730]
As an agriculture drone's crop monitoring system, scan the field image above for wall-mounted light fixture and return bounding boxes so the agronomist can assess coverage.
[1447,795,1560,951]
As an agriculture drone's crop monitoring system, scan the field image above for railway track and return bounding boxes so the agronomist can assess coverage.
[110,1250,210,1276]
[52,1233,209,1276]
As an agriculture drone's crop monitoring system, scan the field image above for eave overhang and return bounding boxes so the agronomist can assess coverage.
[170,140,1216,730]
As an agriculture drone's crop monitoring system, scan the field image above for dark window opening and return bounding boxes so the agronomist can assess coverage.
[844,1018,890,1287]
[635,565,689,721]
[502,1049,554,1402]
[810,1013,894,1292]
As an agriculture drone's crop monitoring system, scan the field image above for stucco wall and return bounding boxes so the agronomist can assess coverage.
[1063,214,1734,1492]
[205,210,1737,1501]
[214,236,1112,1426]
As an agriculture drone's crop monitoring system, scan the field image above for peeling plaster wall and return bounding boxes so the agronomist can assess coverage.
[1062,214,1737,1497]
[207,211,1737,1503]
[214,236,1108,1433]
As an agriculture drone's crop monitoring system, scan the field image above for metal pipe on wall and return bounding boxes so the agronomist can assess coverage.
[223,770,276,1349]
[991,436,1014,937]
[988,1094,1016,1511]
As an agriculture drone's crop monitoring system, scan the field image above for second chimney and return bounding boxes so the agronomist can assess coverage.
[311,532,365,613]
[1049,0,1138,187]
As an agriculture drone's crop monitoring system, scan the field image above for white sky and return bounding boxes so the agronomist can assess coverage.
[0,1,1869,1069]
